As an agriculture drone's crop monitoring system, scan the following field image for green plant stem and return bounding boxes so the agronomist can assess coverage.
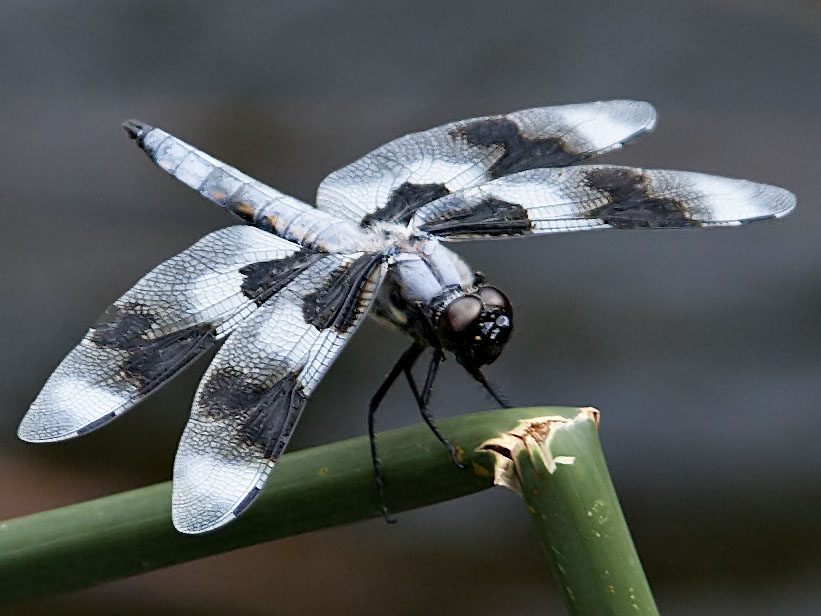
[481,409,659,615]
[0,406,578,604]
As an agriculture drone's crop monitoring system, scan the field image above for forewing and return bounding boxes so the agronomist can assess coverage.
[171,251,385,534]
[409,165,796,239]
[18,226,305,442]
[316,100,657,227]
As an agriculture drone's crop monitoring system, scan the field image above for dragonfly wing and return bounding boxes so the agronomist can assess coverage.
[410,165,796,240]
[316,100,657,227]
[18,226,305,442]
[171,251,385,533]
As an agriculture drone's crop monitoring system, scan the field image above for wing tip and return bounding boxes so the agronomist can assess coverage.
[719,177,796,221]
[764,184,797,218]
[611,99,658,136]
[171,457,273,534]
[638,101,658,132]
[17,420,80,443]
[17,405,122,443]
[171,489,260,534]
[172,510,236,535]
[572,99,657,154]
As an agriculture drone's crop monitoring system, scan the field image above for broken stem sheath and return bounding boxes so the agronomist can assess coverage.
[480,409,659,615]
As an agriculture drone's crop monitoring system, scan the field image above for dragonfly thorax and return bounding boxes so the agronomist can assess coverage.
[371,236,513,366]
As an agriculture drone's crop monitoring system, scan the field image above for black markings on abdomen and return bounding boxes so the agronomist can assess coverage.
[584,167,692,228]
[453,118,579,179]
[362,182,450,227]
[303,253,382,332]
[419,197,533,237]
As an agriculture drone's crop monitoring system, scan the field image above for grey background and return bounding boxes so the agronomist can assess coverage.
[2,1,819,614]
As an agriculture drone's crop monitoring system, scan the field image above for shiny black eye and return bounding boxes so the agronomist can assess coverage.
[475,286,511,311]
[437,288,513,368]
[438,296,482,338]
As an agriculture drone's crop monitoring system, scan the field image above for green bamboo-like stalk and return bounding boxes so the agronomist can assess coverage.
[1,406,658,615]
[479,408,659,615]
[0,406,575,604]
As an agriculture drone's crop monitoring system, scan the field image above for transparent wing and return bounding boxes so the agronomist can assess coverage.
[316,100,657,227]
[171,250,385,534]
[409,165,796,240]
[18,226,309,442]
[123,121,363,253]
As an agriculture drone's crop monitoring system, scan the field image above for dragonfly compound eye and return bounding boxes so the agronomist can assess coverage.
[438,289,513,367]
[438,296,482,338]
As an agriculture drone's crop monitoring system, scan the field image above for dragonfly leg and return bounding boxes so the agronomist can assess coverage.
[404,348,464,468]
[464,365,511,409]
[368,342,424,524]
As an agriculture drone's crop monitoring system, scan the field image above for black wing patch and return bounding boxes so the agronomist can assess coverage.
[90,304,157,346]
[118,325,216,390]
[454,118,579,179]
[417,196,533,237]
[198,367,307,460]
[240,248,326,307]
[584,167,692,228]
[91,304,217,391]
[362,182,450,227]
[303,252,385,332]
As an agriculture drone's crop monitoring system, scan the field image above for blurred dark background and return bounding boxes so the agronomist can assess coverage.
[2,1,820,614]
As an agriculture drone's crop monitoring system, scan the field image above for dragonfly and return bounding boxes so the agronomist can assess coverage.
[18,100,795,534]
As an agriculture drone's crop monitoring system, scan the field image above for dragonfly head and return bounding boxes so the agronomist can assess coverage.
[437,286,513,368]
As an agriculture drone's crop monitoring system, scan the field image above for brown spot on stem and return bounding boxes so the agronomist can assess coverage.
[471,462,491,477]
